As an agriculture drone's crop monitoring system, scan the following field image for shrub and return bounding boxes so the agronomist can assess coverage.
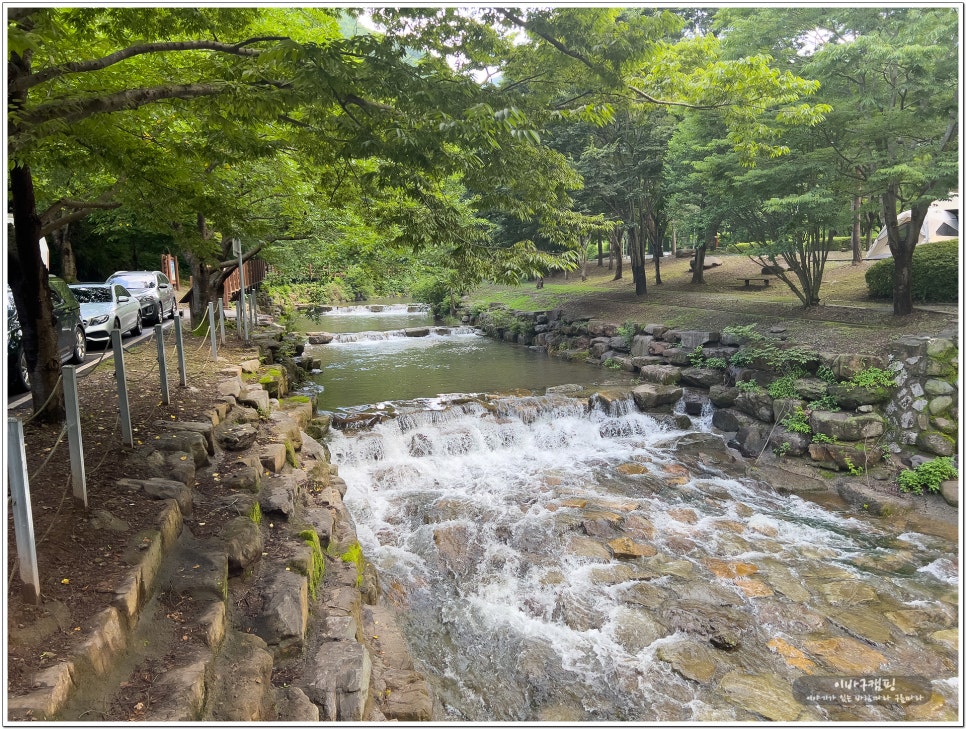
[769,372,804,400]
[780,406,811,434]
[897,456,959,494]
[689,345,706,366]
[816,364,837,384]
[808,393,840,412]
[736,379,762,393]
[865,239,959,302]
[844,366,897,390]
[618,321,637,349]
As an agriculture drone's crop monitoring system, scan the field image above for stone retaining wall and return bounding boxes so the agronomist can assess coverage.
[468,306,959,500]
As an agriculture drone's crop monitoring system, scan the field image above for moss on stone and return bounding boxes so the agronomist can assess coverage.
[249,501,262,525]
[285,440,299,468]
[333,540,366,588]
[298,529,326,600]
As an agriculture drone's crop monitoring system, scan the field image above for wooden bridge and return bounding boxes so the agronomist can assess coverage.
[222,259,268,302]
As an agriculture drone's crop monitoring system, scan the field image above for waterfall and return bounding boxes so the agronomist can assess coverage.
[327,326,478,344]
[329,394,960,722]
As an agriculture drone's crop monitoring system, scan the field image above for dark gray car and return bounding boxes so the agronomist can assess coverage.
[7,276,87,392]
[106,270,177,325]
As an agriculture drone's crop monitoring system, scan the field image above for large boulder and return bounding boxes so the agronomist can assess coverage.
[632,384,683,411]
[680,367,726,389]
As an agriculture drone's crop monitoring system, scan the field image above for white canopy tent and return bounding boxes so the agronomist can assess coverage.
[865,193,960,260]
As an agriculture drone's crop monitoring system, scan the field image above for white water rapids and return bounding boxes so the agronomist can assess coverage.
[328,393,960,722]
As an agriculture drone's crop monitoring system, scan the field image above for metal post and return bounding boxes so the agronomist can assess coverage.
[112,329,134,447]
[218,297,226,345]
[173,310,187,386]
[208,302,218,360]
[235,238,249,343]
[8,417,41,604]
[62,366,88,507]
[155,324,170,405]
[249,287,256,330]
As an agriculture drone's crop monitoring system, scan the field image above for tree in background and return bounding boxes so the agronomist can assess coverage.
[714,7,959,315]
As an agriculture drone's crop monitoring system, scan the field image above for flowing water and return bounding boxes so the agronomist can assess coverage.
[296,304,638,412]
[300,305,961,723]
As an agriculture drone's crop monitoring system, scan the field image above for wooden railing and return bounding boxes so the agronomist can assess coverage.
[222,259,268,302]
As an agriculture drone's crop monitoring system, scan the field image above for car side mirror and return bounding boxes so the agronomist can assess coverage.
[118,295,130,302]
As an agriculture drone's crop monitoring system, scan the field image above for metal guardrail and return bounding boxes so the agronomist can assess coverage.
[8,314,192,604]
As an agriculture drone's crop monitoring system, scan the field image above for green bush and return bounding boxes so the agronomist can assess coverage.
[780,407,811,435]
[865,239,959,302]
[897,456,958,495]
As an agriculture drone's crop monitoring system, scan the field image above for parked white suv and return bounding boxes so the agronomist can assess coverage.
[106,270,177,325]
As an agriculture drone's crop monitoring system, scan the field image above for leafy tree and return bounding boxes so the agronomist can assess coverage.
[714,7,959,315]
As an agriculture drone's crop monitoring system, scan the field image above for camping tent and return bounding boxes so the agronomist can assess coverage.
[865,193,959,260]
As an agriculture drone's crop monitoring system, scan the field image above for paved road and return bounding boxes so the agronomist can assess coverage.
[6,315,181,412]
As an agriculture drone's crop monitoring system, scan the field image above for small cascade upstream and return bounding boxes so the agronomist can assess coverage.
[329,325,478,343]
[329,394,959,722]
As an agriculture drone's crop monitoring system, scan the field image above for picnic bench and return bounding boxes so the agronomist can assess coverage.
[738,277,771,287]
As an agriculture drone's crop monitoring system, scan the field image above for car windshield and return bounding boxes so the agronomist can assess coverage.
[112,275,154,289]
[71,286,113,304]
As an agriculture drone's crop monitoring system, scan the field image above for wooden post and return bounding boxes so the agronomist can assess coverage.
[8,417,41,604]
[62,365,88,507]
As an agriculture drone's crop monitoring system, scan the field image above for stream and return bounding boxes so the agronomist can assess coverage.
[297,304,960,722]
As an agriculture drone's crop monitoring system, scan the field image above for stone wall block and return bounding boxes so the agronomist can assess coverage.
[680,367,726,389]
[638,365,682,386]
[630,335,654,357]
[734,391,775,423]
[809,411,885,441]
[678,331,720,349]
[632,384,683,410]
[915,431,956,457]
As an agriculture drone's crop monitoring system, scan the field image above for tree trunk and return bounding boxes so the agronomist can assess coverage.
[882,185,926,316]
[628,224,647,296]
[49,224,78,282]
[851,195,862,265]
[597,232,604,267]
[611,229,623,280]
[671,224,677,256]
[9,164,66,421]
[690,225,717,285]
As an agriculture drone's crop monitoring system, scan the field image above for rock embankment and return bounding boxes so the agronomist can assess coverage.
[8,337,433,722]
[469,306,960,509]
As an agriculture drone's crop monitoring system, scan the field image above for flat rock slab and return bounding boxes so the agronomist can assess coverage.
[217,423,259,451]
[206,631,275,721]
[718,672,802,721]
[151,431,210,467]
[162,537,229,602]
[304,641,372,721]
[153,420,214,454]
[252,570,308,653]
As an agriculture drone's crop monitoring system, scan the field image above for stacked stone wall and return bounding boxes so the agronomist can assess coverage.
[469,306,959,486]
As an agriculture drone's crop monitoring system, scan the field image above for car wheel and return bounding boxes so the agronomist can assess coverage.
[70,326,87,364]
[131,312,142,336]
[12,347,30,392]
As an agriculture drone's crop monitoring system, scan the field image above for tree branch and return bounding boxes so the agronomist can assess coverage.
[12,82,232,138]
[10,39,271,94]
